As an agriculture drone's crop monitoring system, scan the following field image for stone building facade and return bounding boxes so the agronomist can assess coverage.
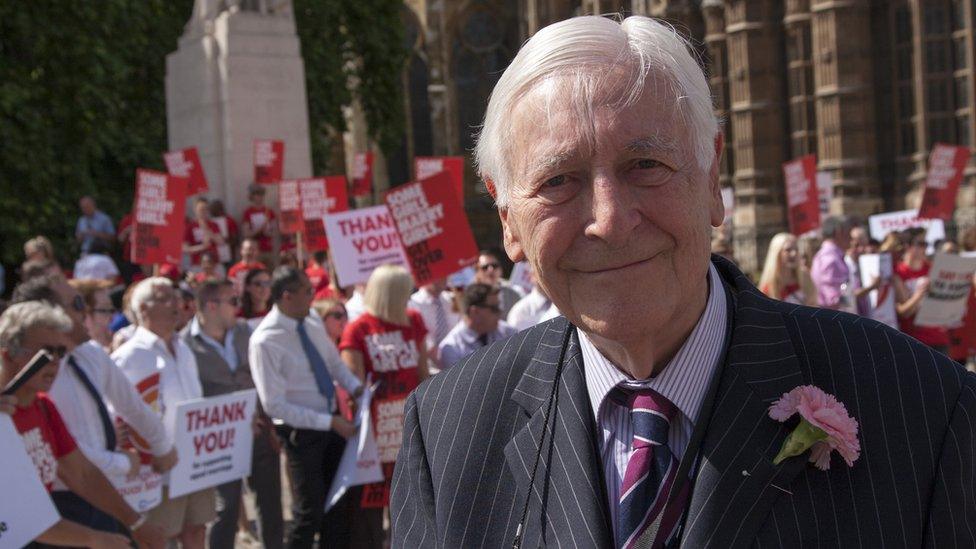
[355,0,976,274]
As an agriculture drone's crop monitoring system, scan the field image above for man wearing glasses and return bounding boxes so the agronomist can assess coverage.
[474,249,526,317]
[10,275,177,539]
[438,283,516,369]
[182,280,283,549]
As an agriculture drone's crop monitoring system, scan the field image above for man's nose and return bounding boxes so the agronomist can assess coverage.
[583,172,641,246]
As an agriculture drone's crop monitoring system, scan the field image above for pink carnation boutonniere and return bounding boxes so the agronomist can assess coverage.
[768,385,860,471]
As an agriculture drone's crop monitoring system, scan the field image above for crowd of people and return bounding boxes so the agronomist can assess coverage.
[0,192,557,549]
[753,214,976,367]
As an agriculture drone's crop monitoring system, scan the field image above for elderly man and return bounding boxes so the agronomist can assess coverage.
[113,278,213,549]
[391,15,976,549]
[811,215,855,311]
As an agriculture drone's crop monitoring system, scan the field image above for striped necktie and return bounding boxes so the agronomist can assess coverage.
[616,387,688,549]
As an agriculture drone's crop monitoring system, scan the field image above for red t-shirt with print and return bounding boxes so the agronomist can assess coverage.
[895,261,950,347]
[339,310,427,508]
[13,394,77,491]
[242,206,276,252]
[184,219,221,266]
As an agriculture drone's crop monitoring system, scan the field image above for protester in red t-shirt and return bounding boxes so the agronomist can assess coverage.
[209,199,239,265]
[893,232,950,352]
[184,197,224,267]
[339,265,428,545]
[239,268,272,330]
[0,301,163,548]
[227,238,267,284]
[242,184,277,257]
[306,251,339,300]
[117,213,134,263]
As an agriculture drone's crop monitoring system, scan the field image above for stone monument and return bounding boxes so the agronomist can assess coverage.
[165,0,313,217]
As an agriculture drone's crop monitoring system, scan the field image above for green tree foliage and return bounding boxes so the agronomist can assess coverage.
[0,0,406,275]
[295,0,407,176]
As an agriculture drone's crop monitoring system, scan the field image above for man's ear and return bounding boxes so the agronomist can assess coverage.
[708,131,726,228]
[498,206,526,263]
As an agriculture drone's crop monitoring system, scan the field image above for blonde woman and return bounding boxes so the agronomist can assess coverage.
[758,232,816,305]
[337,264,428,548]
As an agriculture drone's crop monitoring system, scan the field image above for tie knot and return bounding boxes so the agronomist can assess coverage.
[613,386,676,449]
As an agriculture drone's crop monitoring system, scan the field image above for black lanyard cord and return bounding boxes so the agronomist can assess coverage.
[513,323,573,549]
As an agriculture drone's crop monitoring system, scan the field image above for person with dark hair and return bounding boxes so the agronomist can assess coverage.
[893,231,950,353]
[810,214,855,310]
[241,184,277,264]
[474,249,525,317]
[182,280,283,549]
[249,266,363,548]
[437,283,516,369]
[68,278,115,353]
[240,268,272,330]
[227,238,267,289]
[21,259,63,282]
[208,199,238,266]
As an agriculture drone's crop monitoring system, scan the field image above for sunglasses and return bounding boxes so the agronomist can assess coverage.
[250,280,271,288]
[17,345,67,359]
[325,311,347,320]
[474,303,502,314]
[92,307,115,315]
[478,263,501,272]
[212,296,240,307]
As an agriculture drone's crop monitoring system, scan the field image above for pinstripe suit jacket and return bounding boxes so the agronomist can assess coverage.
[391,257,976,548]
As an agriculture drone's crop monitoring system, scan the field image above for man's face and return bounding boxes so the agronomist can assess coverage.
[475,254,502,285]
[1,326,65,394]
[249,190,266,207]
[281,275,314,318]
[849,228,868,256]
[142,284,180,335]
[79,197,95,216]
[53,280,91,345]
[468,293,502,335]
[498,76,723,342]
[206,286,239,329]
[241,240,258,262]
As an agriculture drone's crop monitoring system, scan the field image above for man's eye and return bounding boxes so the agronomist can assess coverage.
[543,175,566,187]
[634,159,661,170]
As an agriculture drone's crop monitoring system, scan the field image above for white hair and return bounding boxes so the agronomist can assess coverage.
[130,277,174,324]
[475,15,717,207]
[0,301,73,352]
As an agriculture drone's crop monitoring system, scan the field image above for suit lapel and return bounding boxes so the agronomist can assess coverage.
[681,261,810,548]
[504,318,613,548]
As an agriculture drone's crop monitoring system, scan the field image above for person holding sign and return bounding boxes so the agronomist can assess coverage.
[338,265,430,546]
[893,233,950,353]
[249,266,364,549]
[12,275,177,537]
[184,198,225,270]
[758,233,816,305]
[242,184,278,263]
[112,278,213,549]
[182,280,284,549]
[0,302,162,549]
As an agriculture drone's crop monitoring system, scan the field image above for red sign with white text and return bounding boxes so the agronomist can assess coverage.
[278,180,303,234]
[352,152,374,197]
[385,171,478,286]
[131,169,188,265]
[783,155,820,236]
[254,139,285,184]
[918,143,970,220]
[163,147,208,195]
[301,176,350,251]
[415,156,464,202]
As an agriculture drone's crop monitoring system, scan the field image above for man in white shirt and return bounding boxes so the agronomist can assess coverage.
[438,283,516,369]
[112,277,213,549]
[249,266,362,549]
[506,265,551,330]
[72,240,120,281]
[408,278,460,365]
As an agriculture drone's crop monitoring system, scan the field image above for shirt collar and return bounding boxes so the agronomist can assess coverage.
[132,325,175,355]
[581,263,728,425]
[190,316,232,349]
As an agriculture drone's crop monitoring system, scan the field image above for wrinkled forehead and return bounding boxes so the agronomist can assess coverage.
[506,67,690,177]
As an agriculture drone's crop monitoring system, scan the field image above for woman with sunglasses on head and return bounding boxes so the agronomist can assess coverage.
[893,229,950,353]
[240,268,272,330]
[338,265,429,548]
[69,279,116,353]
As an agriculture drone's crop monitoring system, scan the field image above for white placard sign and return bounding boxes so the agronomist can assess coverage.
[816,171,833,217]
[325,383,384,512]
[167,390,257,498]
[323,206,409,287]
[868,209,945,251]
[915,252,976,327]
[858,253,898,329]
[0,415,60,548]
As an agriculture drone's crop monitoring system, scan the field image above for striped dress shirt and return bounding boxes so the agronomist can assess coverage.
[582,263,727,534]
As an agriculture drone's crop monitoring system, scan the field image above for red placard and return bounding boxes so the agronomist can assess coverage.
[782,155,820,236]
[385,171,479,286]
[162,147,208,195]
[301,176,350,251]
[918,143,971,220]
[254,139,285,184]
[352,152,374,197]
[131,169,188,265]
[278,180,303,234]
[415,156,464,202]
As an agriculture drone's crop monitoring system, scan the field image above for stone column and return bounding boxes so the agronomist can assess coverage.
[810,0,881,219]
[165,0,313,218]
[725,0,790,275]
